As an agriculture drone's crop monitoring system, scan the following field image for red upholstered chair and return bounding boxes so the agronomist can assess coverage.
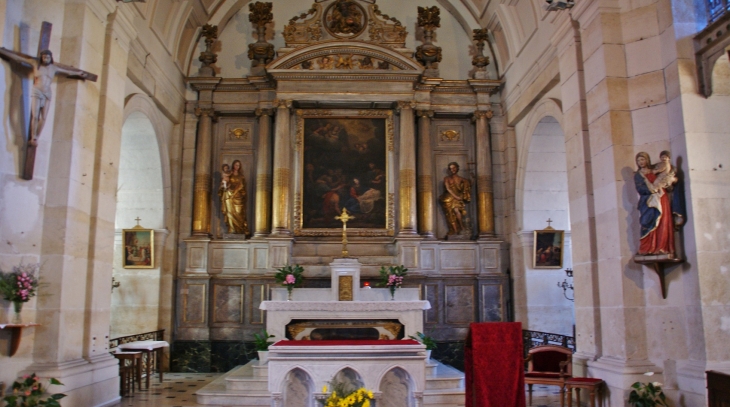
[525,345,573,407]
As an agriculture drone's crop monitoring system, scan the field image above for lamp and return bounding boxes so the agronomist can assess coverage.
[556,268,574,301]
[545,0,575,11]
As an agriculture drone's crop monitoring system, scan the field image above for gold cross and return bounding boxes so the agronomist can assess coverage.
[335,208,355,258]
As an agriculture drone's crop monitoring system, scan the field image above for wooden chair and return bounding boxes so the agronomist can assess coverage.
[525,345,573,407]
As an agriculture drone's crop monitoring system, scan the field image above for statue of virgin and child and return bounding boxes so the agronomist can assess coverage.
[634,151,685,258]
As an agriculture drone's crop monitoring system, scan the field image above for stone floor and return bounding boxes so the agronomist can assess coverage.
[110,372,568,407]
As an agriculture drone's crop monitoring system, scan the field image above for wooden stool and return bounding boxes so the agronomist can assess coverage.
[566,378,604,407]
[113,351,142,396]
[118,340,169,389]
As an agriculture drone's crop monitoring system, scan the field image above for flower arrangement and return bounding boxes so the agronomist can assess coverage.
[2,373,66,407]
[0,263,40,323]
[321,383,374,407]
[274,264,304,300]
[628,373,668,407]
[378,265,407,299]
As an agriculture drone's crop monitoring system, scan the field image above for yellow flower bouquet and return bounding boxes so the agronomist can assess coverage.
[321,383,374,407]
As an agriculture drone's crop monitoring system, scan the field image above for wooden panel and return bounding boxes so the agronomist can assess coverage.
[249,284,266,324]
[212,284,244,323]
[445,285,475,324]
[424,284,440,324]
[211,247,249,270]
[480,284,504,322]
[183,283,206,324]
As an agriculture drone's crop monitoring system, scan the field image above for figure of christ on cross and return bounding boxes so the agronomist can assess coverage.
[0,22,97,180]
[335,208,355,258]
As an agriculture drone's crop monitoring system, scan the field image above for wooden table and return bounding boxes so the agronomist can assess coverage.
[0,323,40,357]
[117,340,169,389]
[112,351,142,396]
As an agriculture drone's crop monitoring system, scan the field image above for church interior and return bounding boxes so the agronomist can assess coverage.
[0,0,729,406]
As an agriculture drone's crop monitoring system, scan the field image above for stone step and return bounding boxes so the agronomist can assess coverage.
[422,388,467,405]
[252,362,268,377]
[196,368,271,406]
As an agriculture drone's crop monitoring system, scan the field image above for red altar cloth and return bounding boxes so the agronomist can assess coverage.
[273,339,420,346]
[464,322,526,407]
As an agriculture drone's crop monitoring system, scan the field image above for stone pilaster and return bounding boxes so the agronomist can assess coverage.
[192,107,216,235]
[271,100,293,235]
[254,108,273,237]
[416,109,435,239]
[473,109,495,238]
[397,101,418,237]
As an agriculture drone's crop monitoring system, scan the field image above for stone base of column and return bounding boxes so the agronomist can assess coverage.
[270,229,292,237]
[396,229,420,239]
[251,232,271,239]
[677,359,712,406]
[25,354,120,407]
[587,357,663,407]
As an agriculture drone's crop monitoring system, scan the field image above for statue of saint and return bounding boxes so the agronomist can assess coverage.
[634,151,684,256]
[219,160,250,236]
[439,162,471,236]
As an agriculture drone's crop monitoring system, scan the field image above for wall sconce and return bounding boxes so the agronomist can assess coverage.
[557,268,574,301]
[112,276,121,292]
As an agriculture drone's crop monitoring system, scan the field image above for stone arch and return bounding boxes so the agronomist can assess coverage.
[282,368,315,407]
[513,97,574,335]
[378,367,415,407]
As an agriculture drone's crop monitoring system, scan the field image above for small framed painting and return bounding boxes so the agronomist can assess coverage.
[122,228,154,269]
[533,229,564,269]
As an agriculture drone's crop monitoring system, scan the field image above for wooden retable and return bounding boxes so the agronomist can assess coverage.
[117,340,169,389]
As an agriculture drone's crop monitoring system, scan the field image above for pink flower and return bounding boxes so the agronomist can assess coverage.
[285,274,296,284]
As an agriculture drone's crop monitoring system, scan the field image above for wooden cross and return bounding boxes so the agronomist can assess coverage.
[546,218,553,228]
[335,208,355,258]
[0,22,98,180]
[135,217,142,226]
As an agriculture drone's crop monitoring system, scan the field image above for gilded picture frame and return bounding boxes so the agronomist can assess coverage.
[122,228,154,269]
[294,109,394,236]
[533,229,564,269]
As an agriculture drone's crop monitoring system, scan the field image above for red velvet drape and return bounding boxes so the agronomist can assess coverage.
[464,322,526,407]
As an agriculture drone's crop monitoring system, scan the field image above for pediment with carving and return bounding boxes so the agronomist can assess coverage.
[283,0,407,49]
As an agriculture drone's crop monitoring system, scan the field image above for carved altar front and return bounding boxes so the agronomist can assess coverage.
[176,0,508,358]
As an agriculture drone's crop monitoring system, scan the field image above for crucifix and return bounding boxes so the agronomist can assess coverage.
[335,208,355,258]
[546,218,553,229]
[0,21,98,180]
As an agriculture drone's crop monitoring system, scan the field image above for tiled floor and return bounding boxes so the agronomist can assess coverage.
[111,372,567,407]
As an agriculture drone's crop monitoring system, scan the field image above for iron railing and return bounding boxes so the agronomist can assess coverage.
[708,0,729,22]
[109,329,165,350]
[522,329,575,358]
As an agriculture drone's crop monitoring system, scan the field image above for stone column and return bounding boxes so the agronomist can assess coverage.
[271,100,292,235]
[473,109,495,237]
[192,107,215,235]
[254,108,273,237]
[550,12,602,373]
[397,101,418,237]
[416,109,435,239]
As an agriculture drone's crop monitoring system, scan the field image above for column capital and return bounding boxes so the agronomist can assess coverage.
[255,108,274,117]
[416,109,434,118]
[396,100,417,112]
[194,107,216,118]
[274,99,293,109]
[472,110,493,122]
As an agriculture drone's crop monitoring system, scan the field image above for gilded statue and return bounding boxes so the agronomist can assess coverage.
[439,162,471,236]
[219,160,250,236]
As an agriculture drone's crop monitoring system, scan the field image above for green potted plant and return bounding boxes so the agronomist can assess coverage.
[253,329,275,364]
[2,373,66,407]
[628,373,668,407]
[409,331,437,359]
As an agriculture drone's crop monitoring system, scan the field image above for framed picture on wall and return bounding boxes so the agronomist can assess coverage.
[533,229,564,269]
[122,228,154,269]
[294,109,394,236]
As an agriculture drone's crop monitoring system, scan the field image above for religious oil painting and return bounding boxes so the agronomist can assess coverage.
[533,229,564,269]
[122,229,154,269]
[296,111,392,236]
